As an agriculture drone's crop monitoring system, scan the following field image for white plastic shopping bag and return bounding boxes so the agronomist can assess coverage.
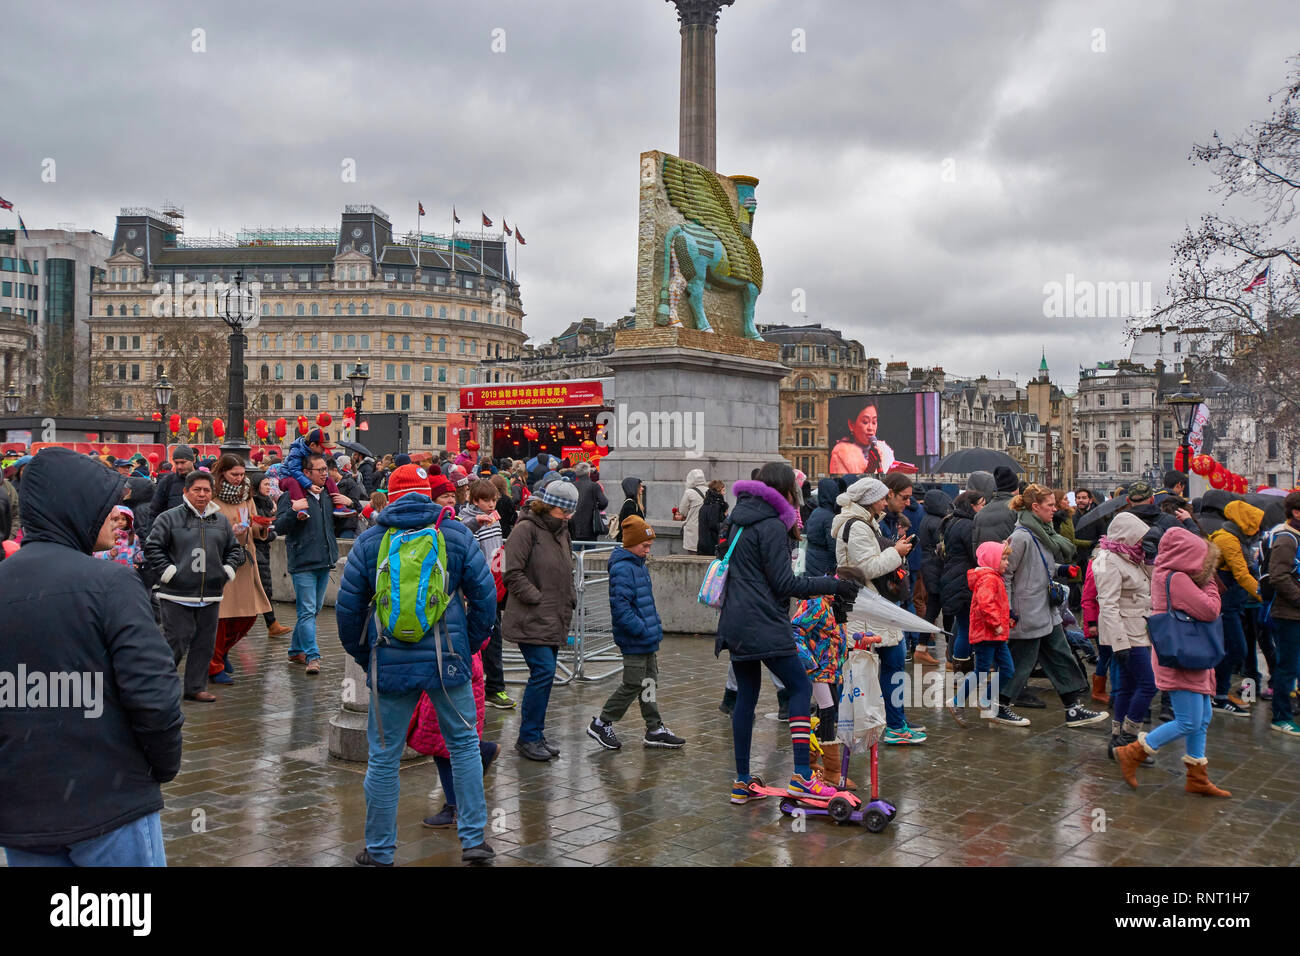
[836,649,886,754]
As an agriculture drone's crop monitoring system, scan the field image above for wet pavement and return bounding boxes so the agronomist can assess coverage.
[18,605,1300,866]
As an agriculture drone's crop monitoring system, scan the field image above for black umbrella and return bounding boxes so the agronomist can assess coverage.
[1073,494,1129,535]
[932,448,1024,475]
[337,440,374,458]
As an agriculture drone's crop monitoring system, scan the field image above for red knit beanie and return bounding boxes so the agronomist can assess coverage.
[428,474,457,500]
[387,464,433,503]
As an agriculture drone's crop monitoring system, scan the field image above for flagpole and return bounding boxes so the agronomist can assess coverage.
[416,203,422,270]
[451,208,457,278]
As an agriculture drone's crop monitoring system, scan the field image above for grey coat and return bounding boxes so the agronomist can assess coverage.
[1002,526,1064,640]
[973,492,1017,547]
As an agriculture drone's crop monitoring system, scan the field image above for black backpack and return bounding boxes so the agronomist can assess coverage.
[840,517,906,602]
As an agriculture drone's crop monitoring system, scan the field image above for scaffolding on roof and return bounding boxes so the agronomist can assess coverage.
[235,226,339,246]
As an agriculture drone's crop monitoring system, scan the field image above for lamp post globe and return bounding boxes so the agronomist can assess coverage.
[3,385,18,415]
[1165,375,1204,491]
[346,359,370,437]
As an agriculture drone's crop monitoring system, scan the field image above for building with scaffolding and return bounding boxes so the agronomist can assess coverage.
[87,204,526,452]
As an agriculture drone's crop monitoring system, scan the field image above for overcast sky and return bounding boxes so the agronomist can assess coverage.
[5,0,1298,390]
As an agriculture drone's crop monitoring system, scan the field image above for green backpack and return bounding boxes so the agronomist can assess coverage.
[374,525,450,642]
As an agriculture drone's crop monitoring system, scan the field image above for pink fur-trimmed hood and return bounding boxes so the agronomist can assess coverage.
[731,479,798,530]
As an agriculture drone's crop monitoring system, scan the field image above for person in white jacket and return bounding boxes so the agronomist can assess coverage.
[832,476,924,745]
[675,468,708,553]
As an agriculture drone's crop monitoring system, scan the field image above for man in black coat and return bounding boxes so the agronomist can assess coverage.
[150,444,197,516]
[0,448,183,866]
[972,465,1021,546]
[145,470,244,702]
[568,461,608,543]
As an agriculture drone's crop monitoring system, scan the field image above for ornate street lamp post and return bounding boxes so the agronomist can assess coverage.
[3,385,18,415]
[218,272,258,459]
[153,373,173,461]
[347,359,370,437]
[1166,375,1204,492]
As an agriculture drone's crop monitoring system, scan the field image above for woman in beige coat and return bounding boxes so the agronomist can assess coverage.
[209,454,272,682]
[1092,510,1154,755]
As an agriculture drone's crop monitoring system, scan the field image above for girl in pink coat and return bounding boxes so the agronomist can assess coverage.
[1114,528,1230,797]
[406,635,500,828]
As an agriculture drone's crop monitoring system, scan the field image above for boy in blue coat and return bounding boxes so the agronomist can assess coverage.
[587,516,686,750]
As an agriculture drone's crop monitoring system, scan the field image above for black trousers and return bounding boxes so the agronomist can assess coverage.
[483,600,506,695]
[1001,624,1088,706]
[159,600,221,697]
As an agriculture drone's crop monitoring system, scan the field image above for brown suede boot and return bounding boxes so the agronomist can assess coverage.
[1114,733,1156,789]
[1183,756,1231,797]
[819,741,857,791]
[1091,674,1108,704]
[914,647,940,667]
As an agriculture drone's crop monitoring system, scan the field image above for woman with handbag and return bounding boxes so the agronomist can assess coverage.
[832,476,924,744]
[1092,511,1156,758]
[717,463,860,804]
[1115,528,1229,796]
[1000,484,1108,729]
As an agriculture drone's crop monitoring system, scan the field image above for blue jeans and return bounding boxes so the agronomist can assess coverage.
[973,642,1015,708]
[1113,646,1158,725]
[1272,619,1300,724]
[290,568,331,662]
[878,639,908,730]
[1096,640,1111,677]
[4,811,165,867]
[518,643,558,742]
[1214,609,1247,699]
[365,683,485,859]
[1145,689,1212,759]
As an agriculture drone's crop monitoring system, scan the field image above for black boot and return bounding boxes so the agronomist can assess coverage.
[719,688,737,716]
[777,689,790,722]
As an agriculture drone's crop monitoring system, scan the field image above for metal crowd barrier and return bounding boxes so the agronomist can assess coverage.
[502,542,623,686]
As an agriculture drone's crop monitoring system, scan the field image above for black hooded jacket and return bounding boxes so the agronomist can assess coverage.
[917,489,953,594]
[939,498,979,616]
[615,477,644,543]
[0,448,184,849]
[804,477,842,576]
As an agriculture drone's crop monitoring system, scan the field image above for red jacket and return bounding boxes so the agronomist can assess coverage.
[1081,561,1098,632]
[967,566,1010,643]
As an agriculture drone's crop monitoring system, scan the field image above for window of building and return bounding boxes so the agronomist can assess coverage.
[117,363,127,380]
[1097,423,1107,439]
[438,337,446,352]
[437,426,446,445]
[1121,392,1130,406]
[1162,419,1174,440]
[332,363,342,380]
[439,307,447,319]
[387,305,396,316]
[423,366,432,382]
[438,367,447,382]
[275,363,283,380]
[310,364,319,380]
[1098,393,1106,406]
[385,364,395,381]
[274,394,284,410]
[1120,450,1133,473]
[400,394,410,410]
[385,393,395,411]
[274,303,283,315]
[401,304,411,317]
[361,335,370,348]
[361,303,369,315]
[311,303,319,316]
[334,303,342,315]
[309,394,319,411]
[296,334,304,349]
[402,335,410,350]
[296,304,305,315]
[294,395,304,411]
[425,306,433,318]
[105,335,113,349]
[437,395,446,412]
[457,368,466,384]
[797,376,815,390]
[425,336,432,352]
[1268,431,1279,459]
[401,365,411,381]
[829,373,838,390]
[295,364,305,381]
[119,336,127,350]
[423,394,432,411]
[333,334,342,349]
[1120,421,1131,438]
[1268,473,1278,487]
[132,305,140,317]
[459,308,466,321]
[347,334,356,349]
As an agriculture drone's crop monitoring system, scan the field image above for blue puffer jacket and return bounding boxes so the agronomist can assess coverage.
[335,493,496,693]
[608,546,663,654]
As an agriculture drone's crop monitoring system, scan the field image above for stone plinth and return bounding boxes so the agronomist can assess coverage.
[600,337,786,523]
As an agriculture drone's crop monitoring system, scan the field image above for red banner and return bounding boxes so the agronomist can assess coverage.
[459,381,603,411]
[561,445,602,466]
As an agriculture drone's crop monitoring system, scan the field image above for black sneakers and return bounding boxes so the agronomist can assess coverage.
[539,736,561,756]
[462,842,495,864]
[1065,704,1109,728]
[991,705,1030,727]
[515,739,552,761]
[644,726,686,748]
[587,717,622,750]
[354,849,393,867]
[422,804,456,828]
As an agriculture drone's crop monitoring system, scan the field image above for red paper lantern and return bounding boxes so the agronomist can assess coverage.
[186,416,201,436]
[151,411,162,422]
[146,452,160,464]
[297,416,310,437]
[274,417,288,440]
[316,412,332,428]
[343,405,356,419]
[1209,465,1228,490]
[169,414,181,436]
[1173,447,1186,472]
[466,440,480,452]
[212,418,226,440]
[1191,454,1214,477]
[580,439,596,452]
[255,419,269,441]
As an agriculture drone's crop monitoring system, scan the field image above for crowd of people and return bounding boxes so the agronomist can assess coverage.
[2,437,1297,867]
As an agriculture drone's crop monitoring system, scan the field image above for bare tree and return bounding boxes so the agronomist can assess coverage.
[1160,56,1300,429]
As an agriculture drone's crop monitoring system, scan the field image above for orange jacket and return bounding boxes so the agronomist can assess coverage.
[967,566,1010,643]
